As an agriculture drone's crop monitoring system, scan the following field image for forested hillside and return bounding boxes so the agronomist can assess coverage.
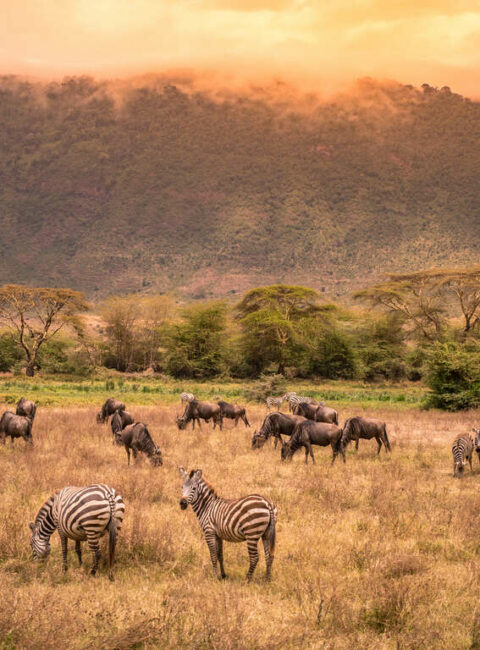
[1,74,479,298]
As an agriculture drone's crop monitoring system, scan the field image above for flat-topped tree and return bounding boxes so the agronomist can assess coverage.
[0,285,89,376]
[353,274,446,341]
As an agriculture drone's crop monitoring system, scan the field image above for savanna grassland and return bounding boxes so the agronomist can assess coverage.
[2,396,480,649]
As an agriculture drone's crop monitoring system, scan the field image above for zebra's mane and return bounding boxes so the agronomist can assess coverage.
[190,471,218,498]
[35,494,55,525]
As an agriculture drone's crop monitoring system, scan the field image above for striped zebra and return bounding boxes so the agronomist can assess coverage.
[29,484,125,581]
[452,434,474,478]
[179,468,277,582]
[283,393,317,413]
[266,396,283,411]
[180,392,195,406]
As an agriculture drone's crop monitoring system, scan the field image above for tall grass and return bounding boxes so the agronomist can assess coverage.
[1,403,480,647]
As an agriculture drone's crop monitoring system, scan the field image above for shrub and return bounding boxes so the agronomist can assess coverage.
[424,341,480,410]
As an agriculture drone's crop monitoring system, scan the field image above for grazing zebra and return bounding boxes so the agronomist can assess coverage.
[180,392,195,406]
[473,428,480,463]
[266,396,283,411]
[179,468,277,582]
[452,434,474,478]
[29,484,125,581]
[284,393,317,413]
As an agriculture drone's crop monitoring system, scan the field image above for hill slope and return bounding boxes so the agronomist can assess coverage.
[1,75,479,299]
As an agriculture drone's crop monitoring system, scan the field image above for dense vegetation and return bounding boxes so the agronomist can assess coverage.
[1,75,480,298]
[0,271,479,409]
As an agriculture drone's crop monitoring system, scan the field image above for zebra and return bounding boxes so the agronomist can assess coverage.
[283,393,318,413]
[178,468,277,582]
[452,434,474,478]
[180,392,195,406]
[266,396,283,411]
[473,428,480,464]
[29,484,125,581]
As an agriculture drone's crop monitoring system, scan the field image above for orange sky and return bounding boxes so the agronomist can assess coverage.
[2,0,480,95]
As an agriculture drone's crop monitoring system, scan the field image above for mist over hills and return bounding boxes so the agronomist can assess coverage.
[1,74,479,300]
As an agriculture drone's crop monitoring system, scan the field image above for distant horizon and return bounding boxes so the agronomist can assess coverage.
[3,0,480,98]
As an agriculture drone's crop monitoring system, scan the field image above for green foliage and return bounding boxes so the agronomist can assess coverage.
[243,373,287,402]
[424,341,480,410]
[307,329,359,380]
[165,302,227,378]
[0,331,24,371]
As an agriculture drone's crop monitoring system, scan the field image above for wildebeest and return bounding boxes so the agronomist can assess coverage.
[0,411,33,445]
[281,420,344,464]
[251,413,306,449]
[217,401,250,427]
[114,423,163,467]
[96,398,126,424]
[340,417,391,455]
[16,397,37,422]
[293,401,338,425]
[473,428,480,464]
[176,400,222,430]
[110,409,134,438]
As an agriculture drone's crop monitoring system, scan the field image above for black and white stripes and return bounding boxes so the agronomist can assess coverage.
[179,468,277,581]
[452,434,474,478]
[29,484,125,580]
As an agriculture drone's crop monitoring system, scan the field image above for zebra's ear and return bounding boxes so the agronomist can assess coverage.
[194,469,202,480]
[29,521,35,532]
[178,467,187,479]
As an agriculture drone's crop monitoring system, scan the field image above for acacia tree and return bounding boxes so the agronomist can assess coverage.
[235,285,331,374]
[0,285,89,376]
[434,267,480,333]
[354,273,446,341]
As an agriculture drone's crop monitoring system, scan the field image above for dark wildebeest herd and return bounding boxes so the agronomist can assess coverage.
[4,386,474,583]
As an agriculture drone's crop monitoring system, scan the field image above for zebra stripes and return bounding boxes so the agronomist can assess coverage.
[180,392,195,406]
[29,484,125,580]
[452,434,474,478]
[283,393,317,412]
[179,468,277,581]
[266,396,283,411]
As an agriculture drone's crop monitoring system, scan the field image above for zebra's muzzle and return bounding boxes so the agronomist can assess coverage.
[180,499,188,510]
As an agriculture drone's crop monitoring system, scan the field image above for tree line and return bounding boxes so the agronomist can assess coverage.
[1,269,480,409]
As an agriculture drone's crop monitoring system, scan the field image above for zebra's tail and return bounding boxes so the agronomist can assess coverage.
[107,512,117,581]
[265,504,277,556]
[383,424,391,452]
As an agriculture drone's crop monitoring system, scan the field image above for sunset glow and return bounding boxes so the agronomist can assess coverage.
[3,0,480,94]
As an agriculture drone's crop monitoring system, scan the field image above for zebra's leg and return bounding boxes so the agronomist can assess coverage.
[75,540,82,566]
[205,532,221,579]
[217,536,226,579]
[87,534,101,576]
[246,537,260,581]
[59,532,68,572]
[262,534,274,581]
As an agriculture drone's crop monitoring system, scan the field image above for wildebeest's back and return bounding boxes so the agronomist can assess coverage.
[301,420,342,446]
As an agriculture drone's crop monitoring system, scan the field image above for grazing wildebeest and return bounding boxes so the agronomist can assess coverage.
[251,413,306,449]
[452,433,474,478]
[96,398,126,424]
[340,417,391,455]
[16,397,37,422]
[176,400,222,430]
[0,411,33,445]
[280,420,344,464]
[217,401,250,427]
[293,401,338,425]
[114,423,163,467]
[110,409,134,438]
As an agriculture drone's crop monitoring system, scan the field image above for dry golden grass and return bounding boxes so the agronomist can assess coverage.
[2,403,480,649]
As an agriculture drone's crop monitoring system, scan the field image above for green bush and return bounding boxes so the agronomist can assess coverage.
[424,341,480,410]
[243,373,287,402]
